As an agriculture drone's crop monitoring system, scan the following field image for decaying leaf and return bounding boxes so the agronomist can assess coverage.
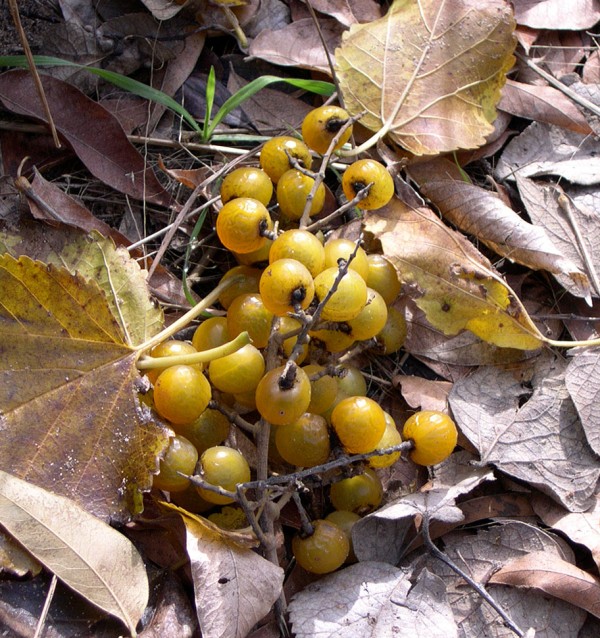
[532,493,600,572]
[499,79,594,135]
[288,562,411,638]
[408,159,591,300]
[449,353,600,511]
[515,175,600,299]
[489,551,600,619]
[0,470,148,635]
[364,198,545,350]
[335,0,516,155]
[565,348,600,455]
[379,568,457,638]
[0,254,169,522]
[175,506,283,638]
[495,121,600,185]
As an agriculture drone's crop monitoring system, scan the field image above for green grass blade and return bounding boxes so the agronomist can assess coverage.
[206,75,335,139]
[0,55,202,133]
[202,66,217,142]
[0,56,335,142]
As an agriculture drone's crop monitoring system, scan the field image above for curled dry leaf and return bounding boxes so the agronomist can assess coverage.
[499,79,594,135]
[364,198,545,350]
[288,562,411,638]
[496,121,600,185]
[449,353,600,512]
[335,0,516,155]
[489,551,600,619]
[0,254,170,522]
[0,470,148,636]
[174,506,284,638]
[408,159,591,299]
[533,493,600,573]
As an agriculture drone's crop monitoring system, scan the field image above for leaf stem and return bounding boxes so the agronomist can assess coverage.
[136,332,250,370]
[135,275,243,355]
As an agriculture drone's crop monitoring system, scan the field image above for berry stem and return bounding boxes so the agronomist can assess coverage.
[136,332,250,371]
[134,275,244,355]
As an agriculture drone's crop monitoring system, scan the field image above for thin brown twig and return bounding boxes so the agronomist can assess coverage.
[421,511,526,638]
[8,0,61,149]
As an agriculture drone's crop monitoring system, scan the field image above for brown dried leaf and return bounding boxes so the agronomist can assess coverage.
[335,0,516,155]
[0,470,148,635]
[353,461,494,564]
[496,121,600,185]
[513,0,600,30]
[364,199,545,350]
[0,254,169,521]
[489,551,600,619]
[565,348,600,454]
[393,375,452,412]
[288,562,411,638]
[408,159,591,299]
[248,18,343,72]
[0,70,174,207]
[499,79,593,135]
[449,353,600,511]
[303,0,382,26]
[515,175,600,299]
[533,493,600,573]
[175,507,284,638]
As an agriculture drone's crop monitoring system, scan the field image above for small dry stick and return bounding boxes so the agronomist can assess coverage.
[421,511,526,638]
[34,574,57,638]
[8,0,61,149]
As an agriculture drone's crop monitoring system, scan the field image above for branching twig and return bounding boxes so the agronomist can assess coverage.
[421,511,526,638]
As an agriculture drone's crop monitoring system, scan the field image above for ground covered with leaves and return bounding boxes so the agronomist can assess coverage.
[1,0,600,637]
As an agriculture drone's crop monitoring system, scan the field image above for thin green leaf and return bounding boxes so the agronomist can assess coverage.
[203,66,217,142]
[206,75,335,138]
[0,57,334,143]
[0,55,201,132]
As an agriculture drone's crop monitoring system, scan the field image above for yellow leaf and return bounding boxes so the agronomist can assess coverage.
[335,0,516,155]
[364,199,544,350]
[0,470,148,636]
[0,254,170,522]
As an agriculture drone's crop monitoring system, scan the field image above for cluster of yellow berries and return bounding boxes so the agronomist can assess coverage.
[144,104,458,575]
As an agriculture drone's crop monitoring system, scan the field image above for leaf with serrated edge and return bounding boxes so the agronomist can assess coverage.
[0,254,170,522]
[57,231,163,347]
[0,470,148,635]
[364,198,544,350]
[335,0,516,155]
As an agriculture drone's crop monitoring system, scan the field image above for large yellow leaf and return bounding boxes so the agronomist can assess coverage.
[335,0,516,155]
[364,199,544,350]
[0,254,170,522]
[0,470,148,635]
